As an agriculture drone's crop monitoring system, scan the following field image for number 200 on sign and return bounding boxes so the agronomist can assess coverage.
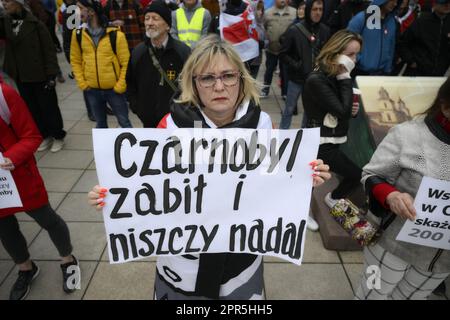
[408,228,448,242]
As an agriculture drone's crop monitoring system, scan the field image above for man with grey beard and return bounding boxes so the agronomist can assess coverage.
[126,0,190,128]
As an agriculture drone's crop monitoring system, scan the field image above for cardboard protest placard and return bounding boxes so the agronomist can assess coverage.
[0,152,23,209]
[396,176,450,250]
[93,128,320,264]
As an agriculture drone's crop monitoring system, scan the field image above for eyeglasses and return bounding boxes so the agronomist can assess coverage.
[194,71,241,88]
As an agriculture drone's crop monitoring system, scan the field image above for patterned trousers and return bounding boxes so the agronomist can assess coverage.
[355,243,449,300]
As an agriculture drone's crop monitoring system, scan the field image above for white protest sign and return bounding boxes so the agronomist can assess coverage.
[0,152,23,209]
[93,128,320,265]
[396,176,450,250]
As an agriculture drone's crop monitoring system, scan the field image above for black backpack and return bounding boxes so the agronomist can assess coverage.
[75,29,117,56]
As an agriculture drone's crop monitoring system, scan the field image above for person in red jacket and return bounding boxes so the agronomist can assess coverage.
[0,83,78,300]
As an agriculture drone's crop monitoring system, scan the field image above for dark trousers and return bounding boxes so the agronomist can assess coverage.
[83,90,95,119]
[263,51,287,96]
[248,64,260,80]
[45,13,63,77]
[84,89,132,128]
[62,50,94,118]
[244,60,261,79]
[63,42,71,65]
[17,82,66,140]
[318,143,362,199]
[46,12,62,51]
[0,205,73,264]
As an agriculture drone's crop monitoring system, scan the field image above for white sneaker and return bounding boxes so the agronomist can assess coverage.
[37,137,53,152]
[307,215,319,232]
[259,90,269,99]
[324,192,339,209]
[50,139,64,153]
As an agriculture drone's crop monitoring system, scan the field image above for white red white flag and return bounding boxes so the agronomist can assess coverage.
[219,2,259,62]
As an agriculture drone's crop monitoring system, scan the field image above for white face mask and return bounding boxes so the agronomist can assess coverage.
[337,54,355,73]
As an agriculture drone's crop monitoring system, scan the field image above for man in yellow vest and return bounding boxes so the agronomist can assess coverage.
[171,0,211,48]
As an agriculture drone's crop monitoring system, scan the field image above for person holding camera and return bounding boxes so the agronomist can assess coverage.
[0,0,66,152]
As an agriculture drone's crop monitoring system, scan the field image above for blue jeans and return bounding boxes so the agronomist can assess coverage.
[83,90,95,118]
[263,51,287,95]
[279,81,303,129]
[84,89,132,128]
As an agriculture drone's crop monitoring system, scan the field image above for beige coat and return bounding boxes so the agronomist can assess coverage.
[264,6,297,55]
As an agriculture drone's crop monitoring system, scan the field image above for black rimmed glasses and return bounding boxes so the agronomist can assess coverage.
[194,71,241,88]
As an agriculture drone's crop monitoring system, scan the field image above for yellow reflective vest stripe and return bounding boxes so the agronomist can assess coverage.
[176,7,205,47]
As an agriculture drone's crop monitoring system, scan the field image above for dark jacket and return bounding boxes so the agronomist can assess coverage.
[126,35,190,128]
[398,11,450,76]
[322,0,342,24]
[279,0,330,84]
[0,10,58,83]
[61,3,75,62]
[327,0,369,35]
[302,70,353,138]
[27,0,51,25]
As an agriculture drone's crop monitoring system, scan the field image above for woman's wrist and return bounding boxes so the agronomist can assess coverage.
[373,183,399,209]
[385,191,401,207]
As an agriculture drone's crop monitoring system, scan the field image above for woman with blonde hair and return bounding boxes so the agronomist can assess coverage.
[302,30,363,208]
[88,34,331,300]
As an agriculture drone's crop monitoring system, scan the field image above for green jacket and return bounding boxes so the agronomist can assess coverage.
[0,10,59,83]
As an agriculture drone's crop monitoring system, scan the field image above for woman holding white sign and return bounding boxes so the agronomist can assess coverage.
[0,82,79,300]
[88,34,331,300]
[355,77,450,300]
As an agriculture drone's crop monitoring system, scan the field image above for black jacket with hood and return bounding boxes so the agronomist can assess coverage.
[279,0,330,84]
[327,0,369,35]
[0,9,59,83]
[398,11,450,76]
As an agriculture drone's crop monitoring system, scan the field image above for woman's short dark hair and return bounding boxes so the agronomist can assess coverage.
[424,77,450,116]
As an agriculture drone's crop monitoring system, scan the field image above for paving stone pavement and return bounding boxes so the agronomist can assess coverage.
[0,51,448,301]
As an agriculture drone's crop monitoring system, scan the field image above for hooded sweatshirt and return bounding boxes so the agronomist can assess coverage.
[279,0,330,84]
[347,0,398,74]
[398,10,450,76]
